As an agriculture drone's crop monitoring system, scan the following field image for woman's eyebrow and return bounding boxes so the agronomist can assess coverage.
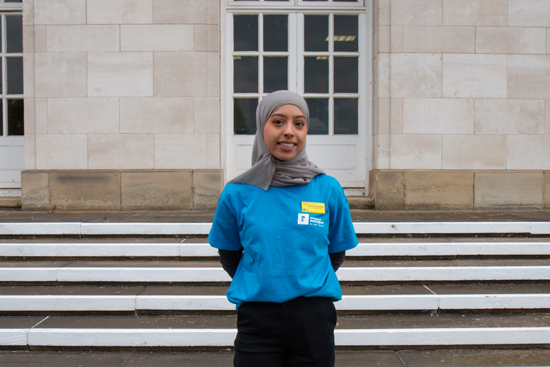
[270,113,306,119]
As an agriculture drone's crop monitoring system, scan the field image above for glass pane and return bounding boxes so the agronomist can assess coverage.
[6,15,22,53]
[306,99,328,135]
[304,16,328,52]
[0,102,2,136]
[334,15,358,52]
[7,99,24,136]
[7,57,23,95]
[264,57,287,93]
[5,0,23,3]
[264,15,287,52]
[304,57,328,93]
[234,15,258,51]
[234,56,258,93]
[334,98,358,135]
[334,0,358,2]
[334,57,358,93]
[234,98,258,135]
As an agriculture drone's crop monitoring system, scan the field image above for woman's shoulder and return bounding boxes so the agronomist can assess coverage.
[313,174,342,188]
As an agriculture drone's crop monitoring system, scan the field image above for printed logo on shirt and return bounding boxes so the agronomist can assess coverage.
[297,213,325,228]
[298,213,309,225]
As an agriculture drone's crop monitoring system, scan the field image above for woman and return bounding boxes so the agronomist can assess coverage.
[208,90,358,367]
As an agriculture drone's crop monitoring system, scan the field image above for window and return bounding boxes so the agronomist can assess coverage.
[0,0,23,138]
[229,0,365,136]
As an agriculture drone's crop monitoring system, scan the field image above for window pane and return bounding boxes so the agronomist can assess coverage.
[234,98,258,135]
[334,57,358,93]
[7,99,24,136]
[5,0,23,3]
[6,15,22,53]
[304,16,328,52]
[334,98,358,134]
[264,57,287,93]
[264,15,287,52]
[0,102,2,135]
[334,15,358,52]
[306,99,328,135]
[7,57,23,95]
[234,15,258,51]
[304,57,328,93]
[234,57,258,93]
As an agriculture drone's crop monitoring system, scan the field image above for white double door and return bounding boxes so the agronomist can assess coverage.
[224,11,370,190]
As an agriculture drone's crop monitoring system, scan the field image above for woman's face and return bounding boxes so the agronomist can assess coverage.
[263,104,307,161]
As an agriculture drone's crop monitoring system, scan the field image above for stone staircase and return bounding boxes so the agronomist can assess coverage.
[0,219,550,363]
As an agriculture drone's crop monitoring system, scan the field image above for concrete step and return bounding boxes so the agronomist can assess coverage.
[1,259,549,283]
[0,282,549,314]
[1,313,550,349]
[1,221,550,236]
[1,238,550,258]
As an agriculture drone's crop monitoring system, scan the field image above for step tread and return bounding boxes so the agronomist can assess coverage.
[2,314,550,330]
[2,350,550,367]
[2,259,550,267]
[1,284,550,296]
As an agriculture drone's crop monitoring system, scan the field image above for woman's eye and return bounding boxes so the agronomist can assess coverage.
[273,120,284,125]
[295,121,305,127]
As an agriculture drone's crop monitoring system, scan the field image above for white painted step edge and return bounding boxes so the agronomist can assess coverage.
[2,266,550,283]
[1,222,550,236]
[2,242,550,258]
[2,294,550,312]
[9,327,550,347]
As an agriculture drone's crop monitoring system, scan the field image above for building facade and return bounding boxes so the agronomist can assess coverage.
[1,0,549,210]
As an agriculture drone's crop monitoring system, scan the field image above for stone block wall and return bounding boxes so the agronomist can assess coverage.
[24,0,220,171]
[371,0,550,210]
[22,0,221,210]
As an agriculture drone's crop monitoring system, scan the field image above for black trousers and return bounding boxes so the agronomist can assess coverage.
[234,297,337,367]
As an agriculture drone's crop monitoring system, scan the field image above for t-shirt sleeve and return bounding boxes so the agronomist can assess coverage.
[327,181,358,254]
[208,188,243,251]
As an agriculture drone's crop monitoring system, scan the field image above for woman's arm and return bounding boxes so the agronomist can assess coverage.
[329,251,346,272]
[218,249,243,278]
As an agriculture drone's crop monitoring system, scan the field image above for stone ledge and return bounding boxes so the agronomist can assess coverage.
[21,169,223,211]
[370,169,549,211]
[0,197,22,208]
[347,196,375,210]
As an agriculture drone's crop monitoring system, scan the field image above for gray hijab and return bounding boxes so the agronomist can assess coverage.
[230,90,324,190]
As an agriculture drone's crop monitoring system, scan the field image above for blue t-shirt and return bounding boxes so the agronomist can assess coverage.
[208,174,358,308]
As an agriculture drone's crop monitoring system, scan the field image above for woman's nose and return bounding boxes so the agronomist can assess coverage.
[283,122,294,136]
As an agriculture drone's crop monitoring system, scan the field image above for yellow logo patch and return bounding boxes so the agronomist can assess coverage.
[302,202,325,214]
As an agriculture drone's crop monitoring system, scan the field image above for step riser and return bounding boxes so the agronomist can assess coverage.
[2,242,550,258]
[1,294,550,312]
[2,222,550,236]
[2,328,550,348]
[2,267,549,283]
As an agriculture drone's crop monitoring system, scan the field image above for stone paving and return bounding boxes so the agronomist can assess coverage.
[1,210,550,223]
